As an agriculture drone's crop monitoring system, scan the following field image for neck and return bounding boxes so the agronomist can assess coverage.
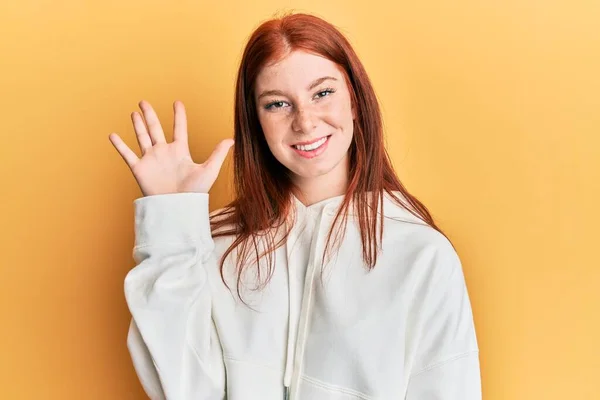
[291,155,349,206]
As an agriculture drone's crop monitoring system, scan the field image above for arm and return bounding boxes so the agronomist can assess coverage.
[405,246,481,399]
[124,193,226,400]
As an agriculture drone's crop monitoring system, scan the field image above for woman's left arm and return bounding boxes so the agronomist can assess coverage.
[405,246,482,399]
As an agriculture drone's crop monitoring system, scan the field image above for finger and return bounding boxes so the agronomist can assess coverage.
[109,133,139,169]
[204,138,235,171]
[138,100,166,145]
[172,100,188,144]
[131,112,153,155]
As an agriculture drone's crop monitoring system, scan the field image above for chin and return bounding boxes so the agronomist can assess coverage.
[287,156,346,181]
[293,168,330,179]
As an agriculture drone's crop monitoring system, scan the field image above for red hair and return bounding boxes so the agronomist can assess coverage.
[211,12,448,297]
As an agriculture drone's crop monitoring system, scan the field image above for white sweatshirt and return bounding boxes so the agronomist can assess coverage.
[124,191,481,400]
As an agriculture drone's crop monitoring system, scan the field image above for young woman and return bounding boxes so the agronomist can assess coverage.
[109,13,481,400]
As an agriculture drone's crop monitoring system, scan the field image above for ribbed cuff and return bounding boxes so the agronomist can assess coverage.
[133,192,212,248]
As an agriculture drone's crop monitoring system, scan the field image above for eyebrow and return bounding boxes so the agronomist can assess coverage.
[257,76,338,100]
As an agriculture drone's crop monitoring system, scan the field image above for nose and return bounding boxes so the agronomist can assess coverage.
[291,106,317,134]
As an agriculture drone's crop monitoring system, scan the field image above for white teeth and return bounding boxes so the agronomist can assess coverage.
[293,137,327,151]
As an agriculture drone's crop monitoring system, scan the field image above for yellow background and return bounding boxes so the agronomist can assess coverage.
[1,0,598,398]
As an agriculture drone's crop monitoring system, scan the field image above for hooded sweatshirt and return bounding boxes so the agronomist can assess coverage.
[124,191,481,400]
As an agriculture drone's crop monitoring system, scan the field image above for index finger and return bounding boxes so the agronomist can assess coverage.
[108,133,139,169]
[173,100,188,143]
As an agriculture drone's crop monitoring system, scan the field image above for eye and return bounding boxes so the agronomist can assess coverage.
[314,88,336,99]
[264,100,289,111]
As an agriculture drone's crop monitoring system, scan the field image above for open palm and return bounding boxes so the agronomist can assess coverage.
[109,100,234,197]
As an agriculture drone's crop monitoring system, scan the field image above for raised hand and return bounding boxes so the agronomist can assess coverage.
[109,100,234,197]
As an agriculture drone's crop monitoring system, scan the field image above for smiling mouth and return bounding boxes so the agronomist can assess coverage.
[292,135,331,151]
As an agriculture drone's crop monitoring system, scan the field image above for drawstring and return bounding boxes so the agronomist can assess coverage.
[283,206,326,399]
[283,207,306,395]
[282,210,301,397]
[283,233,297,390]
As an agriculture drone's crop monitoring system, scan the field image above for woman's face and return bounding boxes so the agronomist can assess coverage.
[254,50,355,187]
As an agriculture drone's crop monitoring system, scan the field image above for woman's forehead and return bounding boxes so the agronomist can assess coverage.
[255,50,344,90]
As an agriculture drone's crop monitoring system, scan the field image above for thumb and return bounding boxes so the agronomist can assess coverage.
[204,138,234,172]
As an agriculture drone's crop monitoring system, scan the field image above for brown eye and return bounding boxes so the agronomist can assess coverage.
[265,101,289,110]
[314,88,336,99]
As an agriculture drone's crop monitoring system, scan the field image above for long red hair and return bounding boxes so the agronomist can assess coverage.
[211,12,448,296]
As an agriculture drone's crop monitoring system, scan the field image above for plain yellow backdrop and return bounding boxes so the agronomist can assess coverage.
[1,0,598,398]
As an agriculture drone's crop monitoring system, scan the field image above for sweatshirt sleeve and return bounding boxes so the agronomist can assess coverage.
[405,246,482,399]
[124,192,226,400]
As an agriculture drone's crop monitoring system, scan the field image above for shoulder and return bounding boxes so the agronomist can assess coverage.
[381,191,431,227]
[381,191,450,246]
[379,192,462,281]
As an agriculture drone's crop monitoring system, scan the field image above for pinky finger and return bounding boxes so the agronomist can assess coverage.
[109,133,139,169]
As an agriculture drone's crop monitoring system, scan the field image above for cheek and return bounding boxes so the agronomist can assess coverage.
[325,99,355,132]
[258,113,289,149]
